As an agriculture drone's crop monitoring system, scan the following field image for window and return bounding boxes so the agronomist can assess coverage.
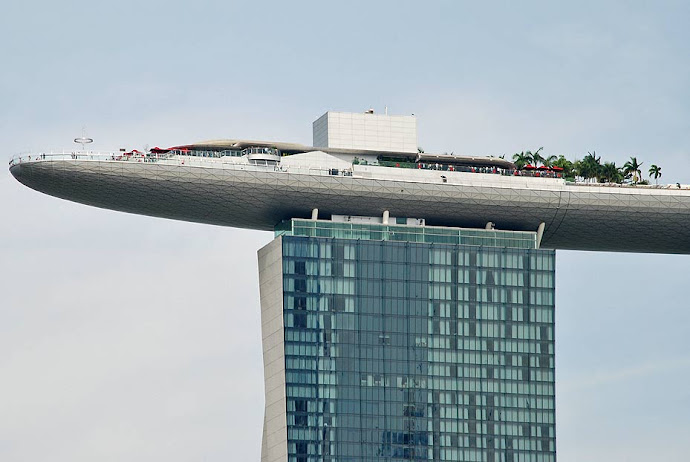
[280,236,555,460]
[294,279,307,292]
[294,261,306,275]
[294,313,307,329]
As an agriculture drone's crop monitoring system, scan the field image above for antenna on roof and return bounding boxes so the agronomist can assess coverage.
[74,126,93,151]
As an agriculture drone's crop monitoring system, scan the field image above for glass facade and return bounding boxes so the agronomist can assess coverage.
[278,223,555,462]
[276,219,538,250]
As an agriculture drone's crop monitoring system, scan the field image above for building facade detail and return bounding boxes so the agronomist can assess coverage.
[313,111,418,154]
[259,220,556,461]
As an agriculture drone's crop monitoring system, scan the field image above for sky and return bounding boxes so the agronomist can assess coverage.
[1,1,690,460]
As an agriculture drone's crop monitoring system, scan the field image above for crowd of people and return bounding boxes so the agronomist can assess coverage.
[414,162,563,178]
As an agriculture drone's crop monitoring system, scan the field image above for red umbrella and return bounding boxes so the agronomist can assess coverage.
[551,165,564,171]
[523,164,536,170]
[538,165,550,170]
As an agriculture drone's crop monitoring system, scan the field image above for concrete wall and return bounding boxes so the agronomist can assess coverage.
[258,237,287,462]
[313,111,418,153]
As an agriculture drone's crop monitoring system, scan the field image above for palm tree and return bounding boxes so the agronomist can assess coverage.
[512,151,530,169]
[527,147,544,166]
[542,154,558,167]
[649,164,662,184]
[600,162,623,183]
[623,157,643,184]
[577,151,602,182]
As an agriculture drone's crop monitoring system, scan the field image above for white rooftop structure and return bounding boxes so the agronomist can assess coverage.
[313,110,418,153]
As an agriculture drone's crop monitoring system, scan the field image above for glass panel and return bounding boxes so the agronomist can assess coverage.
[279,235,556,460]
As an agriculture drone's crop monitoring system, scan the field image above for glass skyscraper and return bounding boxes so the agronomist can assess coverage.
[260,219,555,462]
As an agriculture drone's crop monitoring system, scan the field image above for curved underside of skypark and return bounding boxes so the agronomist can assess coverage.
[10,159,690,254]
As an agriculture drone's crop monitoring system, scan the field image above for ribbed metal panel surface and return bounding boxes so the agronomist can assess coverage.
[10,160,690,254]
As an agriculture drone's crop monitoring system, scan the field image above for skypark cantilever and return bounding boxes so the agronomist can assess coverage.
[9,140,690,254]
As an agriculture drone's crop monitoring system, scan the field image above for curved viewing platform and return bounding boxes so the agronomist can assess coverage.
[9,149,690,254]
[9,151,357,177]
[9,151,690,190]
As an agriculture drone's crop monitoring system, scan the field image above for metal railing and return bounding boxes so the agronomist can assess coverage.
[9,151,687,190]
[278,219,538,249]
[7,150,358,178]
[8,151,171,167]
[567,179,689,190]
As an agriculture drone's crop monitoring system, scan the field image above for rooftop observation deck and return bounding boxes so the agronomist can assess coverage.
[9,150,690,191]
[9,150,690,254]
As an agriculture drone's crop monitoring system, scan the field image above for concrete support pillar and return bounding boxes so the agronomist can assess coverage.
[311,208,318,221]
[536,222,546,248]
[382,210,390,225]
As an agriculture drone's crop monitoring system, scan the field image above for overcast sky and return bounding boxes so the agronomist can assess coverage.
[2,1,690,461]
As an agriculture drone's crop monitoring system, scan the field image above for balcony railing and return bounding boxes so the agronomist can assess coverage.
[7,150,357,178]
[277,218,539,249]
[8,151,170,167]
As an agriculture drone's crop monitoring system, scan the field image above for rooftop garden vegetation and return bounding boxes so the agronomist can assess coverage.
[512,149,662,185]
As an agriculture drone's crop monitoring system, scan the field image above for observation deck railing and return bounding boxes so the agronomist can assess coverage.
[9,151,688,190]
[8,151,170,166]
[7,151,357,178]
[277,218,539,249]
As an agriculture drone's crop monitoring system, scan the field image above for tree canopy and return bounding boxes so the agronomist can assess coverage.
[623,157,643,184]
[509,149,663,185]
[649,164,662,184]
